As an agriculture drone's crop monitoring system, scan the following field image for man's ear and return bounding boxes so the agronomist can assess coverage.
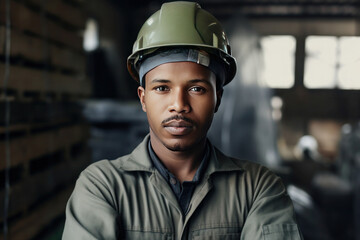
[215,89,223,113]
[137,86,147,112]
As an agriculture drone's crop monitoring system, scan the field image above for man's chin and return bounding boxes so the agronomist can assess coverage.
[164,142,189,152]
[163,137,199,152]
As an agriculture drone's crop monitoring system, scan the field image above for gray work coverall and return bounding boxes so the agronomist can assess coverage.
[62,135,302,239]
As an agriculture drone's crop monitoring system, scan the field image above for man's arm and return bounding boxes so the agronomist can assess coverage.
[62,165,119,240]
[241,166,303,240]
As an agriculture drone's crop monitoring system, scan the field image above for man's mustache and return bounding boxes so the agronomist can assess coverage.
[161,115,195,125]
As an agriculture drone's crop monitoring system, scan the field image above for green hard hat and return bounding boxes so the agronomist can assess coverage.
[127,1,237,86]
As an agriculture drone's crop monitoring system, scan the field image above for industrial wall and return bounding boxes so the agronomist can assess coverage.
[0,0,91,239]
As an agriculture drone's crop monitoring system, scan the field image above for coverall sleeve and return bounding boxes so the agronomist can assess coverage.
[62,166,119,240]
[240,167,303,240]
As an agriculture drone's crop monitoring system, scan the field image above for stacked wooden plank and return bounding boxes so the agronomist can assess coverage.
[0,0,91,239]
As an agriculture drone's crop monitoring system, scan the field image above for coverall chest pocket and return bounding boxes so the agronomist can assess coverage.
[262,224,302,240]
[191,226,241,240]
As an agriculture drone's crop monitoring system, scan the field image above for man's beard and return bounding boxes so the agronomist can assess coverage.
[162,136,207,152]
[163,142,188,152]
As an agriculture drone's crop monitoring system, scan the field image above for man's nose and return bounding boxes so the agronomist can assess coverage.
[168,89,191,113]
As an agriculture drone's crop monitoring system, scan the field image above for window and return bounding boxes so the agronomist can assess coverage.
[260,35,296,88]
[304,36,360,89]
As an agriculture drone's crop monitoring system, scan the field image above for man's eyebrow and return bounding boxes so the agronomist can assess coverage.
[188,79,212,86]
[150,79,171,84]
[150,78,212,86]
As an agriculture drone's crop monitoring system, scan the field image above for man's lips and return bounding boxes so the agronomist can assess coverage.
[162,117,194,135]
[163,120,193,128]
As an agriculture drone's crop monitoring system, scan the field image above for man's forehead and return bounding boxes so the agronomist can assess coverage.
[145,62,216,84]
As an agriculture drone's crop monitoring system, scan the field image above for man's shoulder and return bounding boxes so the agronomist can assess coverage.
[214,148,281,183]
[215,147,269,171]
[79,154,133,180]
[232,157,271,175]
[82,136,151,176]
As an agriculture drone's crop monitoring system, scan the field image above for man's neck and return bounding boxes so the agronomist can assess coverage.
[150,133,207,183]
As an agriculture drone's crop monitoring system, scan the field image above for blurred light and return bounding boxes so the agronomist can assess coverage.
[260,35,296,88]
[271,96,283,109]
[84,19,99,52]
[298,135,318,153]
[271,96,283,121]
[272,110,282,121]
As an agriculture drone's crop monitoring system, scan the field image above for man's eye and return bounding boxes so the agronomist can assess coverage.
[190,86,205,93]
[154,86,169,92]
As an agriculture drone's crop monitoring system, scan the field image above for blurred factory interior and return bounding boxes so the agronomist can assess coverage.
[0,0,359,239]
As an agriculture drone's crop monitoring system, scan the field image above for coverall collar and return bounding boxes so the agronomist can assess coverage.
[122,134,244,175]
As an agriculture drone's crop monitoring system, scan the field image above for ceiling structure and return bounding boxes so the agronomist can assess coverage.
[118,0,360,20]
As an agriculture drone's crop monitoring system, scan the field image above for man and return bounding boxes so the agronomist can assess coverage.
[62,2,302,239]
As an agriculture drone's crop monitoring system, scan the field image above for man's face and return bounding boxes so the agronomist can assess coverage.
[138,61,222,152]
